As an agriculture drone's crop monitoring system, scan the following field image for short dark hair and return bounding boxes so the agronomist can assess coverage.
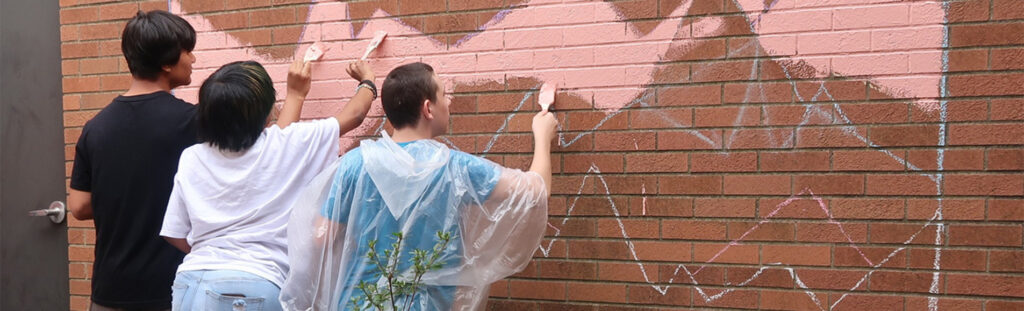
[196,61,276,152]
[121,10,196,80]
[381,62,439,129]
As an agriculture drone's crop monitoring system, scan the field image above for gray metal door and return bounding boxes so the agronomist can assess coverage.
[1,0,72,309]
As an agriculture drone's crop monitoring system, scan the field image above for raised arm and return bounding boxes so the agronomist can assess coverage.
[334,61,376,135]
[276,59,313,128]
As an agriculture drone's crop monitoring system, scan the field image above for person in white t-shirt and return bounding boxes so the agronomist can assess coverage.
[159,58,376,311]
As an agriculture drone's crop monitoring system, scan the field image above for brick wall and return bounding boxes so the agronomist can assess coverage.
[61,0,1023,310]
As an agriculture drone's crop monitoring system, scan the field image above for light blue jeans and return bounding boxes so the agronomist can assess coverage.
[171,270,283,311]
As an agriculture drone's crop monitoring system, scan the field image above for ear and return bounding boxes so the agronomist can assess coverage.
[421,98,434,121]
[161,64,174,73]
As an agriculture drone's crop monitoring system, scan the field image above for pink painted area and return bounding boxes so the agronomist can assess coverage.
[734,0,945,110]
[173,0,946,129]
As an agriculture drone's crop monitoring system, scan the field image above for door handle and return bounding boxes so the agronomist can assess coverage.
[28,201,66,224]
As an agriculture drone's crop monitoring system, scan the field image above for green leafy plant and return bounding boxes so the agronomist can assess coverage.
[349,230,453,311]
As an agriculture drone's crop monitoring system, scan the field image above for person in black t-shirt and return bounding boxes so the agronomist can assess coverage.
[68,10,197,311]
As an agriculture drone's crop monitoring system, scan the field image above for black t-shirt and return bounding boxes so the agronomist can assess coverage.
[70,91,197,309]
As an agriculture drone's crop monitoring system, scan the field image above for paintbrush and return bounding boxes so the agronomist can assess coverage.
[361,31,388,60]
[303,42,328,63]
[539,82,556,112]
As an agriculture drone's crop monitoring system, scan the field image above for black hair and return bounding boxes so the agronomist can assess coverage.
[121,10,196,80]
[196,61,276,152]
[380,62,439,129]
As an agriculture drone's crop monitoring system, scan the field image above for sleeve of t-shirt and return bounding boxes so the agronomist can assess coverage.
[69,130,91,192]
[277,117,342,173]
[160,171,191,239]
[455,152,502,203]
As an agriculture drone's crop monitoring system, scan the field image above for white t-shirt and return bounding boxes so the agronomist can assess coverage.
[160,118,340,286]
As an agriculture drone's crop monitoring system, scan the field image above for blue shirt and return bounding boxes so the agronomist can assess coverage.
[321,141,501,309]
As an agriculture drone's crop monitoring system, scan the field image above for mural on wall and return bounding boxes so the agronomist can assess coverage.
[171,0,953,309]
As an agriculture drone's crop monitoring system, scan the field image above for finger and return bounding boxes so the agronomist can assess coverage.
[302,61,312,76]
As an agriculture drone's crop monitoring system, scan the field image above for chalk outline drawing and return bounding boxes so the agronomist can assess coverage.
[168,0,954,309]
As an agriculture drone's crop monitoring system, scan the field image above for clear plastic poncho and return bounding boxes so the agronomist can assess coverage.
[280,133,549,311]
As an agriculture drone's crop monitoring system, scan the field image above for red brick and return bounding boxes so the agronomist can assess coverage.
[690,152,756,172]
[870,223,940,245]
[694,106,759,127]
[991,250,1024,272]
[509,280,566,300]
[830,198,904,220]
[760,151,830,172]
[837,102,908,124]
[693,198,755,218]
[833,150,905,171]
[988,148,1024,170]
[724,128,794,149]
[728,222,794,242]
[870,125,940,147]
[694,243,758,264]
[796,268,870,291]
[564,110,628,131]
[724,82,793,104]
[662,219,726,240]
[593,132,655,151]
[629,108,692,129]
[657,130,722,150]
[627,285,690,306]
[949,224,1023,247]
[725,267,793,289]
[624,152,686,173]
[946,274,1024,298]
[763,245,830,266]
[829,294,902,311]
[628,197,691,217]
[692,288,757,309]
[633,241,691,262]
[60,6,97,24]
[761,290,828,311]
[908,248,987,272]
[947,49,989,72]
[794,174,865,195]
[988,300,1024,311]
[944,174,1024,196]
[537,261,595,280]
[796,222,868,243]
[723,175,790,195]
[596,218,658,239]
[951,22,1024,47]
[990,199,1024,221]
[61,42,100,59]
[949,73,1024,97]
[763,104,834,126]
[596,262,654,283]
[950,123,1024,145]
[567,282,625,303]
[796,126,868,148]
[947,0,991,22]
[79,22,122,40]
[562,154,623,174]
[79,57,119,75]
[567,240,633,261]
[907,199,985,220]
[869,271,938,293]
[866,174,936,196]
[992,99,1024,120]
[905,148,985,171]
[249,7,296,27]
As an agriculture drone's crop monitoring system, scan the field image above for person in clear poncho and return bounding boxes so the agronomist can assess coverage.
[281,62,558,310]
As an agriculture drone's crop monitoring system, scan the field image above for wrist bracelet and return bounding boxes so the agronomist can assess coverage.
[357,80,377,100]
